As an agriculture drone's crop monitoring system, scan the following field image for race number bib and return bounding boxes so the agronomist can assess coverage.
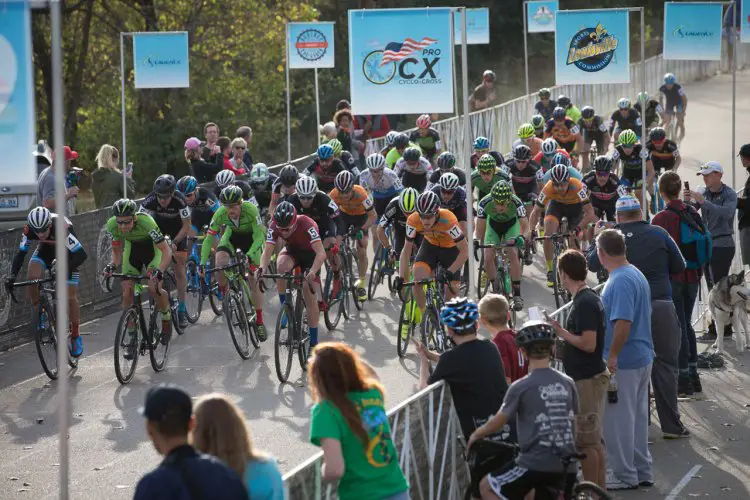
[447,225,463,240]
[405,224,417,240]
[179,207,191,218]
[307,226,320,241]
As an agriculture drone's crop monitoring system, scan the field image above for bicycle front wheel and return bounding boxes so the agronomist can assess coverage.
[323,267,343,330]
[350,252,364,311]
[396,294,416,358]
[148,311,171,373]
[114,308,141,384]
[35,298,59,380]
[185,261,202,324]
[421,307,443,374]
[296,293,309,371]
[573,481,612,500]
[368,242,384,300]
[274,303,295,382]
[224,291,253,360]
[208,272,224,316]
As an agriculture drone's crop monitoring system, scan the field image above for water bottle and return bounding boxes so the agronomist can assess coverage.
[38,310,47,331]
[608,374,618,404]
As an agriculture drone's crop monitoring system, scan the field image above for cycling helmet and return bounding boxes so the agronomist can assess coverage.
[531,114,545,129]
[491,181,513,204]
[552,106,566,120]
[473,136,490,151]
[296,175,317,197]
[617,97,631,110]
[317,143,334,160]
[593,156,613,172]
[249,163,269,184]
[437,151,456,170]
[550,164,570,184]
[219,185,244,205]
[664,73,677,85]
[515,320,556,349]
[649,127,667,143]
[279,164,299,186]
[538,88,551,99]
[27,207,51,231]
[557,95,571,108]
[273,201,297,228]
[334,170,355,193]
[552,152,571,167]
[365,153,387,171]
[518,123,535,139]
[112,198,138,217]
[327,139,343,156]
[184,137,201,150]
[618,129,638,147]
[483,70,496,82]
[541,138,558,156]
[439,173,460,191]
[402,147,421,163]
[393,133,410,149]
[416,191,440,216]
[513,144,532,161]
[440,297,479,331]
[477,154,497,172]
[416,114,432,129]
[637,91,649,103]
[399,187,418,214]
[215,169,236,188]
[153,174,176,195]
[581,106,595,120]
[385,130,399,147]
[176,175,198,195]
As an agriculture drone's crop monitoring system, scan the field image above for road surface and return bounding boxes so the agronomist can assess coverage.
[1,70,750,499]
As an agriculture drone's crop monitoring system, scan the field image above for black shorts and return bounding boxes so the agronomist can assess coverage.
[391,223,423,255]
[164,230,188,252]
[621,168,643,187]
[337,213,369,237]
[545,201,584,227]
[593,204,616,222]
[583,130,605,147]
[401,171,428,192]
[415,240,461,281]
[281,249,316,273]
[374,197,392,218]
[319,217,337,241]
[127,240,157,274]
[30,244,83,284]
[559,141,576,154]
[514,190,537,205]
[487,463,576,500]
[217,231,254,256]
[190,211,214,233]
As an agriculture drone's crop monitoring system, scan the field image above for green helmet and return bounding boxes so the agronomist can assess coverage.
[249,163,269,183]
[219,185,244,205]
[491,181,513,204]
[112,198,137,217]
[477,154,497,172]
[398,187,418,213]
[328,138,343,156]
[618,129,638,147]
[637,91,649,102]
[531,114,545,129]
[518,123,535,140]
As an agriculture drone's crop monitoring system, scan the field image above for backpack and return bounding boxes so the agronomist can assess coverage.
[666,206,712,270]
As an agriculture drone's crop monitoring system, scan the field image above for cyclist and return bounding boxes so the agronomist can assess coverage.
[359,153,403,219]
[303,143,348,194]
[103,199,173,344]
[578,105,611,172]
[200,186,267,339]
[659,73,688,141]
[538,152,583,185]
[609,97,643,143]
[269,164,299,216]
[557,95,582,123]
[213,169,255,203]
[512,124,542,158]
[646,127,681,174]
[544,106,582,162]
[530,114,546,139]
[8,207,88,357]
[376,188,420,270]
[140,174,192,329]
[470,136,506,170]
[385,132,421,169]
[506,144,540,207]
[379,130,400,157]
[393,146,433,192]
[634,91,663,132]
[327,138,360,177]
[611,129,655,204]
[247,163,278,218]
[533,138,571,175]
[257,202,327,351]
[409,114,442,164]
[329,170,377,301]
[176,175,218,261]
[471,154,511,204]
[428,151,467,189]
[528,165,596,286]
[534,88,557,120]
[475,181,530,310]
[431,173,468,235]
[583,156,626,224]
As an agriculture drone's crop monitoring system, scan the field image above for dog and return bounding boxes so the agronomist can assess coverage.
[709,270,750,353]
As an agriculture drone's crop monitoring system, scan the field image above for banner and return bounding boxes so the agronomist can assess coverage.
[0,1,36,186]
[664,2,722,60]
[133,32,190,89]
[453,8,490,45]
[287,22,335,69]
[555,9,630,85]
[739,0,749,43]
[527,0,558,33]
[349,8,454,115]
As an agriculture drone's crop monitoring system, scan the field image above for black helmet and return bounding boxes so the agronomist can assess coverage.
[437,151,456,170]
[649,127,667,142]
[515,320,556,349]
[153,174,176,196]
[112,198,137,217]
[557,95,571,108]
[593,155,613,172]
[581,106,595,119]
[279,164,299,186]
[552,106,566,120]
[273,201,297,228]
[393,133,410,149]
[513,144,532,161]
[402,147,421,163]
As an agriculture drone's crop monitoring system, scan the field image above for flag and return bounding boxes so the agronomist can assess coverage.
[380,37,437,65]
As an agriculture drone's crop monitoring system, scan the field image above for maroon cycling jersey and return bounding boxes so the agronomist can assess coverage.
[266,215,321,253]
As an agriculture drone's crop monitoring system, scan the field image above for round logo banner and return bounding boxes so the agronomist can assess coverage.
[287,22,335,69]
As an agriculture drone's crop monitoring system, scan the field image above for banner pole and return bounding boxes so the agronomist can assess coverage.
[732,0,737,187]
[523,2,530,100]
[315,68,321,147]
[461,8,475,295]
[640,8,648,219]
[120,32,127,198]
[286,24,292,162]
[453,15,459,117]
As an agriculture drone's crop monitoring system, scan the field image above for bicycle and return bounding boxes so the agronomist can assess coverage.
[367,224,396,300]
[8,274,78,380]
[397,269,453,360]
[322,227,361,330]
[535,229,573,309]
[476,241,522,327]
[185,230,224,322]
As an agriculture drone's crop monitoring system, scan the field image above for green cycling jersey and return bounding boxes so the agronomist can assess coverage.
[385,141,423,169]
[106,213,164,245]
[477,194,527,223]
[200,202,265,265]
[470,168,511,200]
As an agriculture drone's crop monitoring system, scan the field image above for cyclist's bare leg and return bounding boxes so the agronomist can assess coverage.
[542,217,560,265]
[174,252,187,303]
[302,278,319,329]
[68,284,80,333]
[412,262,431,311]
[215,251,230,289]
[26,260,44,305]
[148,277,169,311]
[581,145,591,171]
[676,111,686,141]
[478,475,502,500]
[246,273,264,315]
[483,248,497,283]
[121,280,135,309]
[356,234,369,281]
[323,236,339,270]
[509,248,521,282]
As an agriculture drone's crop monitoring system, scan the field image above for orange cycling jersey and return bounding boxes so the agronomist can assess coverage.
[405,209,464,248]
[329,185,374,216]
[536,178,590,206]
[545,118,579,144]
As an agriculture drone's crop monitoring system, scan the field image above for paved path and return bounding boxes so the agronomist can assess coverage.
[1,70,750,499]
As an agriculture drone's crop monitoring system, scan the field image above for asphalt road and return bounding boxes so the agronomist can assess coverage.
[1,70,750,499]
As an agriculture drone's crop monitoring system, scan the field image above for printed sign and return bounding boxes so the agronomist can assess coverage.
[743,0,750,44]
[527,0,559,33]
[664,2,723,60]
[133,32,190,89]
[0,1,36,185]
[349,8,454,115]
[287,22,335,69]
[454,8,490,45]
[555,9,630,85]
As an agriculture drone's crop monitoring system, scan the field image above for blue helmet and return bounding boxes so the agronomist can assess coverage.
[176,175,198,195]
[664,73,677,85]
[317,144,334,160]
[439,297,479,331]
[551,152,571,167]
[473,136,490,151]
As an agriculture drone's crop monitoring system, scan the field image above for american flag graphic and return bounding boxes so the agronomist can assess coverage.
[380,37,438,66]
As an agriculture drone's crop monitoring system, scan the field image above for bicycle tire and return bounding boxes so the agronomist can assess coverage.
[148,314,171,373]
[163,271,184,336]
[368,241,383,300]
[114,308,141,384]
[185,261,202,324]
[476,252,486,299]
[208,272,224,316]
[341,256,352,320]
[573,481,612,500]
[396,294,416,358]
[421,307,443,374]
[295,292,309,371]
[239,281,260,349]
[497,267,517,329]
[552,256,564,309]
[224,290,252,360]
[35,297,59,380]
[350,252,364,311]
[274,303,295,382]
[323,267,343,330]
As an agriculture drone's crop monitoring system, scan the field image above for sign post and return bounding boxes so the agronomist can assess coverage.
[524,1,559,98]
[452,8,490,114]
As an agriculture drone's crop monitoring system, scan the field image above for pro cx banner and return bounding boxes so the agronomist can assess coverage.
[287,22,335,69]
[527,0,558,33]
[454,8,490,45]
[743,0,750,44]
[0,0,36,186]
[348,8,454,115]
[555,9,630,85]
[133,32,190,88]
[664,2,722,60]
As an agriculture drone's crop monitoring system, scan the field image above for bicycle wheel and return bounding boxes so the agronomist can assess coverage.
[35,298,59,380]
[476,252,486,299]
[396,293,416,358]
[340,257,352,320]
[163,272,184,336]
[185,261,202,324]
[224,290,252,360]
[323,267,343,330]
[296,293,309,371]
[208,272,224,316]
[114,308,141,384]
[421,307,443,374]
[552,257,565,309]
[497,267,517,328]
[573,481,611,500]
[148,309,171,372]
[367,241,384,300]
[350,252,364,311]
[274,303,295,382]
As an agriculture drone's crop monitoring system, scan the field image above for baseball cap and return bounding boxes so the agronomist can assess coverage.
[184,137,201,150]
[615,195,641,213]
[738,144,750,158]
[139,385,192,422]
[697,161,723,175]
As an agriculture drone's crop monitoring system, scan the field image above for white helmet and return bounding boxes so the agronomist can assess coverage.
[439,173,460,191]
[385,130,399,147]
[28,207,52,231]
[617,97,631,110]
[295,175,317,197]
[215,169,236,188]
[365,153,387,171]
[541,138,558,156]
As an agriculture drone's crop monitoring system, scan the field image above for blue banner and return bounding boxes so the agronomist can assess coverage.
[740,0,749,43]
[454,8,489,45]
[133,32,190,89]
[555,9,630,85]
[664,3,722,60]
[0,1,36,185]
[527,1,558,33]
[349,8,454,115]
[287,22,335,69]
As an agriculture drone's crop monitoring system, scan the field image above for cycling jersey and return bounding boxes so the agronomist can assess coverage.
[249,173,278,210]
[379,198,409,229]
[544,118,580,145]
[612,144,649,182]
[565,105,582,124]
[189,187,219,231]
[582,171,625,215]
[213,179,253,202]
[634,100,664,127]
[430,185,468,222]
[266,215,321,253]
[470,168,511,201]
[385,141,422,169]
[511,138,543,158]
[609,109,643,135]
[428,168,467,188]
[107,212,165,245]
[405,209,464,248]
[200,201,265,265]
[338,151,361,176]
[303,158,348,193]
[506,159,540,200]
[286,191,339,239]
[329,185,374,216]
[533,149,571,173]
[659,83,686,111]
[409,128,442,159]
[536,178,589,207]
[470,151,505,170]
[537,165,583,185]
[534,99,558,120]
[577,116,609,143]
[477,194,527,223]
[359,168,402,199]
[139,191,191,238]
[12,215,87,280]
[646,140,680,172]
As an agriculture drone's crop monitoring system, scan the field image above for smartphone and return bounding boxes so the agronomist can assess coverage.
[684,181,690,191]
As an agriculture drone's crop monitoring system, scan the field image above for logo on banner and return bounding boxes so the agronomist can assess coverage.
[141,55,183,68]
[295,28,329,62]
[671,25,715,40]
[533,5,554,25]
[363,37,442,85]
[566,23,619,73]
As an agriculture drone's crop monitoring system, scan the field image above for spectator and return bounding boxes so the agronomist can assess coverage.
[416,297,511,441]
[597,229,654,490]
[185,136,222,183]
[217,136,233,171]
[192,393,283,499]
[547,249,608,490]
[92,144,134,209]
[309,342,409,500]
[335,99,351,113]
[334,108,355,153]
[227,138,249,175]
[589,195,689,440]
[354,114,391,141]
[737,144,750,265]
[236,126,255,168]
[469,70,498,111]
[478,293,527,384]
[134,385,248,500]
[201,122,222,162]
[320,121,337,143]
[652,171,705,396]
[37,145,79,215]
[690,161,737,339]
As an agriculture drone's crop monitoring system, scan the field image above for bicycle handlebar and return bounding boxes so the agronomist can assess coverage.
[7,277,56,304]
[534,232,572,241]
[105,273,161,295]
[476,242,519,250]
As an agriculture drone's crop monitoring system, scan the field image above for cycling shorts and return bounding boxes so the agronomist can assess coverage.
[558,140,576,154]
[415,240,460,281]
[582,130,605,147]
[217,230,259,265]
[30,244,83,285]
[280,248,316,273]
[485,218,520,246]
[487,463,575,500]
[190,211,214,234]
[449,204,468,223]
[337,213,369,238]
[318,218,337,241]
[593,204,616,222]
[620,168,644,187]
[544,201,584,227]
[122,240,161,277]
[664,103,684,115]
[401,171,428,192]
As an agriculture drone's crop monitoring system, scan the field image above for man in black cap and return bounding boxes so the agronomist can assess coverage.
[736,144,750,266]
[134,384,248,500]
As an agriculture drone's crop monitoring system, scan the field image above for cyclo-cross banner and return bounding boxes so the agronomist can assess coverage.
[554,9,630,85]
[287,22,334,69]
[743,0,750,44]
[133,32,190,88]
[348,8,454,115]
[527,1,559,34]
[663,2,722,61]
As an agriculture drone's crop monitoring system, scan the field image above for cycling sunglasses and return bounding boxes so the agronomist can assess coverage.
[595,170,610,176]
[115,218,135,225]
[299,195,315,201]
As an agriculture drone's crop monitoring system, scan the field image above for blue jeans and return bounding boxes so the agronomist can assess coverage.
[671,281,698,374]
